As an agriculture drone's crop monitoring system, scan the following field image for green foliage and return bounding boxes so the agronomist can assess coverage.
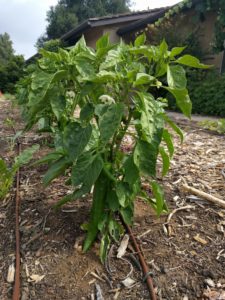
[36,39,64,52]
[146,13,205,60]
[199,119,225,134]
[0,145,39,200]
[185,70,225,117]
[17,34,208,261]
[147,0,225,53]
[0,33,25,93]
[0,33,14,65]
[37,0,131,44]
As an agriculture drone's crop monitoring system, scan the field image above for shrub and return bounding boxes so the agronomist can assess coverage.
[168,69,225,117]
[17,34,208,261]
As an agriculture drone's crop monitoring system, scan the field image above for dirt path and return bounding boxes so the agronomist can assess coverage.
[0,98,225,300]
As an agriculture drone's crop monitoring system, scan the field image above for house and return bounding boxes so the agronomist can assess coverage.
[59,8,169,48]
[28,0,224,72]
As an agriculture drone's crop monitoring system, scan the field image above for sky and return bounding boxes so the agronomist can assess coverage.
[0,0,180,59]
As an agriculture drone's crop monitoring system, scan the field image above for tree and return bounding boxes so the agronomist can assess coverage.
[0,33,24,94]
[37,0,131,45]
[0,33,14,65]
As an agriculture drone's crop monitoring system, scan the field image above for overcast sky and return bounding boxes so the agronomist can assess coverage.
[0,0,180,59]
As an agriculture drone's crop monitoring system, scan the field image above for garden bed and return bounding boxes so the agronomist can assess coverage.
[0,98,225,300]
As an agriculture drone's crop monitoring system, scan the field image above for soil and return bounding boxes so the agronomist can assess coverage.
[0,98,225,300]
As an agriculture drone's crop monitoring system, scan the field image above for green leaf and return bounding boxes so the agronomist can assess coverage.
[134,33,146,47]
[134,73,155,86]
[99,49,122,70]
[75,57,95,77]
[100,234,110,263]
[162,129,174,158]
[165,87,192,118]
[43,157,71,186]
[124,155,139,186]
[96,34,110,50]
[32,151,63,166]
[80,103,94,121]
[159,147,170,176]
[106,189,120,212]
[116,182,132,208]
[170,46,186,57]
[50,95,66,120]
[159,39,168,55]
[94,103,109,117]
[0,158,13,200]
[83,172,108,252]
[134,140,158,177]
[71,153,103,191]
[63,122,92,161]
[120,204,134,225]
[99,103,124,144]
[176,55,212,69]
[151,181,167,216]
[54,188,86,208]
[14,145,40,168]
[108,219,123,241]
[138,93,164,145]
[163,115,184,143]
[167,65,187,89]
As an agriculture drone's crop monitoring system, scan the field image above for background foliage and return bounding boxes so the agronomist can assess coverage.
[147,0,225,53]
[0,33,25,94]
[146,0,225,117]
[36,0,131,47]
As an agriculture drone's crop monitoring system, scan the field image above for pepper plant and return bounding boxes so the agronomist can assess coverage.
[17,34,209,261]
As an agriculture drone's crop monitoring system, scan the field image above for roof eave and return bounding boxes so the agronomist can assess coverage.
[117,8,169,36]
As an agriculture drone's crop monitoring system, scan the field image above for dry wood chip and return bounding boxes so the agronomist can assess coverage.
[203,289,225,300]
[7,263,15,283]
[122,277,136,288]
[117,234,129,258]
[95,283,104,300]
[204,278,215,288]
[28,274,45,283]
[193,234,208,245]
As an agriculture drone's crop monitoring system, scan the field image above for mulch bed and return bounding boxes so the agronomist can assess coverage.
[0,98,225,300]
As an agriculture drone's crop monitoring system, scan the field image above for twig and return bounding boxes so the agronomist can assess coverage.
[24,232,43,248]
[42,208,51,231]
[138,228,151,239]
[90,272,105,283]
[119,257,134,280]
[166,205,195,224]
[182,184,225,209]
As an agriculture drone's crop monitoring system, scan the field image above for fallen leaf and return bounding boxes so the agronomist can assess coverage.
[7,263,15,283]
[122,277,136,288]
[28,274,45,283]
[117,234,129,259]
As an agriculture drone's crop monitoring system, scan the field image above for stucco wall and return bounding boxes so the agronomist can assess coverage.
[83,9,223,71]
[84,20,135,48]
[173,9,223,70]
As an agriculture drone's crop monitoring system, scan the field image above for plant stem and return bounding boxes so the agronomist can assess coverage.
[113,108,133,159]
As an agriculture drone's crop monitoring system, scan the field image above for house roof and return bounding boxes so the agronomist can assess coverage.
[27,1,201,62]
[61,7,168,44]
[117,7,169,36]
